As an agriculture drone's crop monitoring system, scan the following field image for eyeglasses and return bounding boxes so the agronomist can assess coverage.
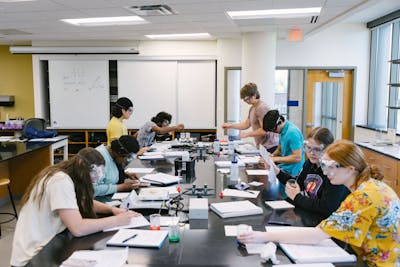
[303,141,324,155]
[89,164,105,182]
[243,96,251,102]
[319,158,343,173]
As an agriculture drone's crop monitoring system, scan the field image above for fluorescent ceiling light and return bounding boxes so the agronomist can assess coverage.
[145,33,211,40]
[9,46,139,54]
[0,0,36,2]
[61,16,147,26]
[227,7,322,19]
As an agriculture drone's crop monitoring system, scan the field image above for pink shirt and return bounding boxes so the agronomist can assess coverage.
[248,100,279,149]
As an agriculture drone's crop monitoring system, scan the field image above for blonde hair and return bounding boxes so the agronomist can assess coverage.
[324,140,383,189]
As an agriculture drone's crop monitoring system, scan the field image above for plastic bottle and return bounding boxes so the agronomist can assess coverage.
[228,140,235,155]
[230,153,239,181]
[213,139,220,154]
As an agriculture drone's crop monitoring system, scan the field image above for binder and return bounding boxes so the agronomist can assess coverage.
[106,229,168,249]
[210,200,263,218]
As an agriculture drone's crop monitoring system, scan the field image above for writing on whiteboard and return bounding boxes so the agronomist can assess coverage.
[62,66,104,92]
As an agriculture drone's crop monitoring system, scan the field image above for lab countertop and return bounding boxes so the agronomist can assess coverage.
[356,141,400,160]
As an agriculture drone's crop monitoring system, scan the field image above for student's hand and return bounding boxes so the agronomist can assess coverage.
[175,124,184,130]
[126,171,139,179]
[237,231,268,244]
[222,123,231,129]
[117,180,139,191]
[125,178,140,188]
[238,132,248,139]
[285,182,300,200]
[258,158,266,168]
[115,210,141,226]
[137,147,148,156]
[111,206,140,216]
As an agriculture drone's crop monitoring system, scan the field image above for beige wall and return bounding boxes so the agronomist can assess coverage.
[0,45,34,121]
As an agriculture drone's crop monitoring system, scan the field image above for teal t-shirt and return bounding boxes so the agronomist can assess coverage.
[93,144,118,197]
[278,121,305,176]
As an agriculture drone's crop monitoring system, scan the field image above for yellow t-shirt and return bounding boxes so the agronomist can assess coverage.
[319,179,400,267]
[106,116,127,146]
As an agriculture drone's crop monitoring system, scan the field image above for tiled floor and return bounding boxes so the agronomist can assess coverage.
[0,199,20,267]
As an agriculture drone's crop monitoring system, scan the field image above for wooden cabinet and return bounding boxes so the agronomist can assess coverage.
[360,147,399,196]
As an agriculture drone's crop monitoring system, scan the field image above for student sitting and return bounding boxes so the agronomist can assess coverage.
[267,127,350,219]
[136,111,184,147]
[239,140,400,267]
[10,147,140,266]
[94,135,140,197]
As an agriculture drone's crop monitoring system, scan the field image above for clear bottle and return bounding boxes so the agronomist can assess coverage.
[230,153,239,181]
[213,139,220,154]
[228,140,235,155]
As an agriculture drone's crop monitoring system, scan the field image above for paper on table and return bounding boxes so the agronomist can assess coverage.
[245,243,267,254]
[214,161,245,168]
[272,264,334,267]
[111,192,130,200]
[60,248,128,267]
[125,168,154,174]
[103,215,150,232]
[222,188,259,198]
[265,200,295,209]
[138,154,165,160]
[224,225,254,236]
[141,173,181,185]
[246,169,268,176]
[238,156,260,164]
[248,181,264,186]
[106,229,168,248]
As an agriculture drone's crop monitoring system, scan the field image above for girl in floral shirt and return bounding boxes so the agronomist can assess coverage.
[238,140,399,267]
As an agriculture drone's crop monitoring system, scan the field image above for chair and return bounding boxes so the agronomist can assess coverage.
[0,178,18,237]
[21,118,46,139]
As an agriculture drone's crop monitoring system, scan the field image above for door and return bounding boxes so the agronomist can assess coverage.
[306,70,353,139]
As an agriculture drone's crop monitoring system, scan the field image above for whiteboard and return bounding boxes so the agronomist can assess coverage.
[118,61,178,129]
[48,60,109,128]
[177,61,216,128]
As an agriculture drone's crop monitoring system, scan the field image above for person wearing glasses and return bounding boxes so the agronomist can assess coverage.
[263,109,305,197]
[106,97,134,146]
[136,111,184,148]
[222,82,278,152]
[10,147,140,266]
[93,135,140,198]
[238,140,399,267]
[267,127,350,219]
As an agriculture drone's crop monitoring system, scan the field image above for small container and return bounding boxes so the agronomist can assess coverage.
[230,154,239,181]
[168,223,180,242]
[287,178,297,188]
[149,214,161,230]
[213,139,220,154]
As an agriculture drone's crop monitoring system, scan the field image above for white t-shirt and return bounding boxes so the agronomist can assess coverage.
[10,171,79,266]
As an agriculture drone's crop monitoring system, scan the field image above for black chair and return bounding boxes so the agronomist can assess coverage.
[21,118,46,139]
[0,178,18,237]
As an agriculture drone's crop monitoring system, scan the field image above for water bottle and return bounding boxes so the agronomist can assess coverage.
[228,140,235,155]
[213,139,220,154]
[230,153,239,181]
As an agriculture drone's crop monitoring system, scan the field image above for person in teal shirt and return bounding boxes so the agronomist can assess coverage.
[263,110,305,197]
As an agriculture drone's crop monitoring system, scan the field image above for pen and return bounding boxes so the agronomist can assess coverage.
[267,221,292,226]
[122,233,138,243]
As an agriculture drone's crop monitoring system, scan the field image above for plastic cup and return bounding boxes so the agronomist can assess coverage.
[168,224,180,242]
[149,214,161,230]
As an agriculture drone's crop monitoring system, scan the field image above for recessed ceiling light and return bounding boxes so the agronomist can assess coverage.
[0,0,35,2]
[61,16,147,26]
[227,7,322,20]
[145,33,211,40]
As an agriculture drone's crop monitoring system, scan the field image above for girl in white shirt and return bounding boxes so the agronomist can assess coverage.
[10,147,140,266]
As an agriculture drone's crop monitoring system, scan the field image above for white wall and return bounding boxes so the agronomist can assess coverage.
[276,23,370,125]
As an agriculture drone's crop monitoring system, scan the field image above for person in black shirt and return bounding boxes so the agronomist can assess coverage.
[268,127,350,219]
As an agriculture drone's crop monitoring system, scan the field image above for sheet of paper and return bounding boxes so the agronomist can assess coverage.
[214,161,245,168]
[238,156,260,164]
[60,248,128,267]
[245,243,266,254]
[224,225,254,236]
[105,200,121,207]
[265,200,295,209]
[248,181,264,186]
[246,169,268,175]
[124,168,154,174]
[139,154,165,160]
[111,192,130,200]
[103,215,150,232]
[273,264,334,267]
[106,229,168,248]
[222,188,259,198]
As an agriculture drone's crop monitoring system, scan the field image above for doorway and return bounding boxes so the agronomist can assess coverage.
[306,70,354,139]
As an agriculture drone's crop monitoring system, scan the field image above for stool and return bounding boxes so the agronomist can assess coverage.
[0,178,18,237]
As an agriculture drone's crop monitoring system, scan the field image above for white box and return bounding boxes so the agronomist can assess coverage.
[189,198,208,219]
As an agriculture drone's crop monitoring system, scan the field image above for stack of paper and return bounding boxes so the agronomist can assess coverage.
[235,143,259,154]
[246,169,268,176]
[214,161,245,168]
[137,188,169,201]
[265,227,357,264]
[106,229,168,248]
[60,248,128,267]
[138,153,165,160]
[265,200,295,209]
[141,173,182,185]
[221,188,259,199]
[210,200,263,218]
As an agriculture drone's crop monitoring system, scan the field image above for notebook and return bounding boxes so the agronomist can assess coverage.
[210,200,263,218]
[265,227,357,264]
[221,188,259,199]
[141,173,182,185]
[265,200,295,209]
[106,229,168,248]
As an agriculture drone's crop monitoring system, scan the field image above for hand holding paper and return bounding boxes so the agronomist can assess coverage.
[259,146,278,184]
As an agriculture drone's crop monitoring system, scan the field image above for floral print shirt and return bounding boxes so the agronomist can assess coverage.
[319,179,400,267]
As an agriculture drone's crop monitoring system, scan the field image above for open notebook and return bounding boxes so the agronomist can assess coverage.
[106,229,168,248]
[265,226,357,264]
[141,173,182,185]
[210,200,263,218]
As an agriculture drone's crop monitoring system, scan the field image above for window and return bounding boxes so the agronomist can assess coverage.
[274,69,288,115]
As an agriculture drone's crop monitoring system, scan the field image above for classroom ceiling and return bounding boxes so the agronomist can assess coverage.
[0,0,399,44]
